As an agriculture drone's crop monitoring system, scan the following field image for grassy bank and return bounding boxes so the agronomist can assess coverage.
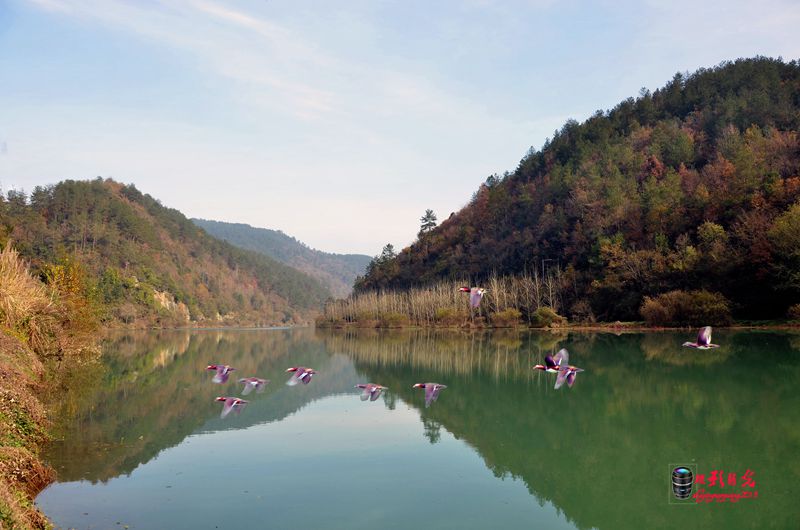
[318,275,797,330]
[318,274,568,329]
[0,245,99,529]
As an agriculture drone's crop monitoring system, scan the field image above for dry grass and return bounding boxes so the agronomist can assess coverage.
[319,271,565,328]
[0,246,61,357]
[0,245,100,528]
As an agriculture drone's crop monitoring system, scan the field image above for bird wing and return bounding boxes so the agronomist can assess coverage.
[220,398,236,418]
[301,372,313,384]
[241,381,254,395]
[255,380,268,393]
[370,388,383,401]
[544,355,557,370]
[469,289,483,308]
[566,371,576,388]
[698,326,712,346]
[286,374,299,386]
[553,349,569,368]
[554,369,569,389]
[232,400,248,416]
[430,384,446,402]
[360,387,370,401]
[423,384,437,405]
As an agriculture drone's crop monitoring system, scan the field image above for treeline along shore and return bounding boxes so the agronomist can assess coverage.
[317,272,797,329]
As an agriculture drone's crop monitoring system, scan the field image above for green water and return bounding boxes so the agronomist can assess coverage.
[36,328,800,529]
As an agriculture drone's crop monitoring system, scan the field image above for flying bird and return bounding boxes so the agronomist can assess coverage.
[554,365,584,389]
[682,326,719,349]
[534,349,584,389]
[459,287,487,308]
[238,377,269,395]
[215,396,248,418]
[206,364,235,384]
[413,382,447,407]
[286,366,317,386]
[355,383,387,401]
[533,348,569,373]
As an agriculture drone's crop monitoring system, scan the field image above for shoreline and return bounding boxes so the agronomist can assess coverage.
[316,321,800,332]
[0,334,59,529]
[9,318,798,528]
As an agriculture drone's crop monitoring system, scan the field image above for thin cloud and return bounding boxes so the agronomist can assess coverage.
[13,0,800,254]
[22,0,343,120]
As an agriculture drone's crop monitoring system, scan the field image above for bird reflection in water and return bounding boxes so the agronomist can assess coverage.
[413,382,447,407]
[206,364,235,384]
[215,396,249,419]
[355,383,387,401]
[238,377,269,395]
[285,366,317,386]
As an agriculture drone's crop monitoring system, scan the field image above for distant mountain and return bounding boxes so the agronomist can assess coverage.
[0,179,331,326]
[356,57,800,320]
[193,218,370,298]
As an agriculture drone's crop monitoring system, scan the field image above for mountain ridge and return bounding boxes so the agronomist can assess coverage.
[193,218,370,298]
[0,178,331,326]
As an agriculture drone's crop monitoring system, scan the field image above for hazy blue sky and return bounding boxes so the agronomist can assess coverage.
[1,0,798,255]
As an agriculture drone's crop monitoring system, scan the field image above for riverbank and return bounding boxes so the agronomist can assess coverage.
[317,318,800,331]
[0,333,55,528]
[0,246,99,529]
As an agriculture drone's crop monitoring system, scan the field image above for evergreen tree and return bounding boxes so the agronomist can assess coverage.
[419,209,438,236]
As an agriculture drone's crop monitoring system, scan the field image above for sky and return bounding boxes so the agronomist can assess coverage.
[1,1,799,256]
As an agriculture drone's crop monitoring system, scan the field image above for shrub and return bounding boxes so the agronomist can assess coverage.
[531,307,567,328]
[640,290,732,326]
[434,307,466,326]
[788,304,800,320]
[569,299,595,323]
[379,312,410,328]
[491,308,522,327]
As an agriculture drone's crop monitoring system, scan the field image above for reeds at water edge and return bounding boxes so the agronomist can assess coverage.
[319,271,566,328]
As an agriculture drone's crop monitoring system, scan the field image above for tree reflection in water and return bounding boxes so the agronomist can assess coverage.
[44,327,800,530]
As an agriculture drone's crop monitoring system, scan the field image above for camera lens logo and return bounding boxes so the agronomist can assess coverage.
[672,467,694,499]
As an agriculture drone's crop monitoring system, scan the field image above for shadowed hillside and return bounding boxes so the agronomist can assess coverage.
[193,219,369,298]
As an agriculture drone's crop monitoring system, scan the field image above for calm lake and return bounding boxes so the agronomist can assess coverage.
[36,328,800,529]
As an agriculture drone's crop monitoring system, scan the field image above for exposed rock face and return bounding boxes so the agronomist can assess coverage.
[154,290,191,323]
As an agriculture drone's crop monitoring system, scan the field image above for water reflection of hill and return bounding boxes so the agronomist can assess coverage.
[44,328,800,529]
[325,329,800,530]
[45,329,358,483]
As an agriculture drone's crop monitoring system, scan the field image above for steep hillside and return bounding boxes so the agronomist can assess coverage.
[193,218,370,298]
[0,179,331,326]
[356,57,800,321]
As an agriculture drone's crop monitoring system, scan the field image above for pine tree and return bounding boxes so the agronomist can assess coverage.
[419,209,437,236]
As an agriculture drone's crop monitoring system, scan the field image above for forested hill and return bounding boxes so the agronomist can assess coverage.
[356,57,800,321]
[0,179,331,326]
[193,219,370,298]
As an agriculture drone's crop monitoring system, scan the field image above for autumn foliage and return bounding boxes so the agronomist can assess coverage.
[356,58,800,321]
